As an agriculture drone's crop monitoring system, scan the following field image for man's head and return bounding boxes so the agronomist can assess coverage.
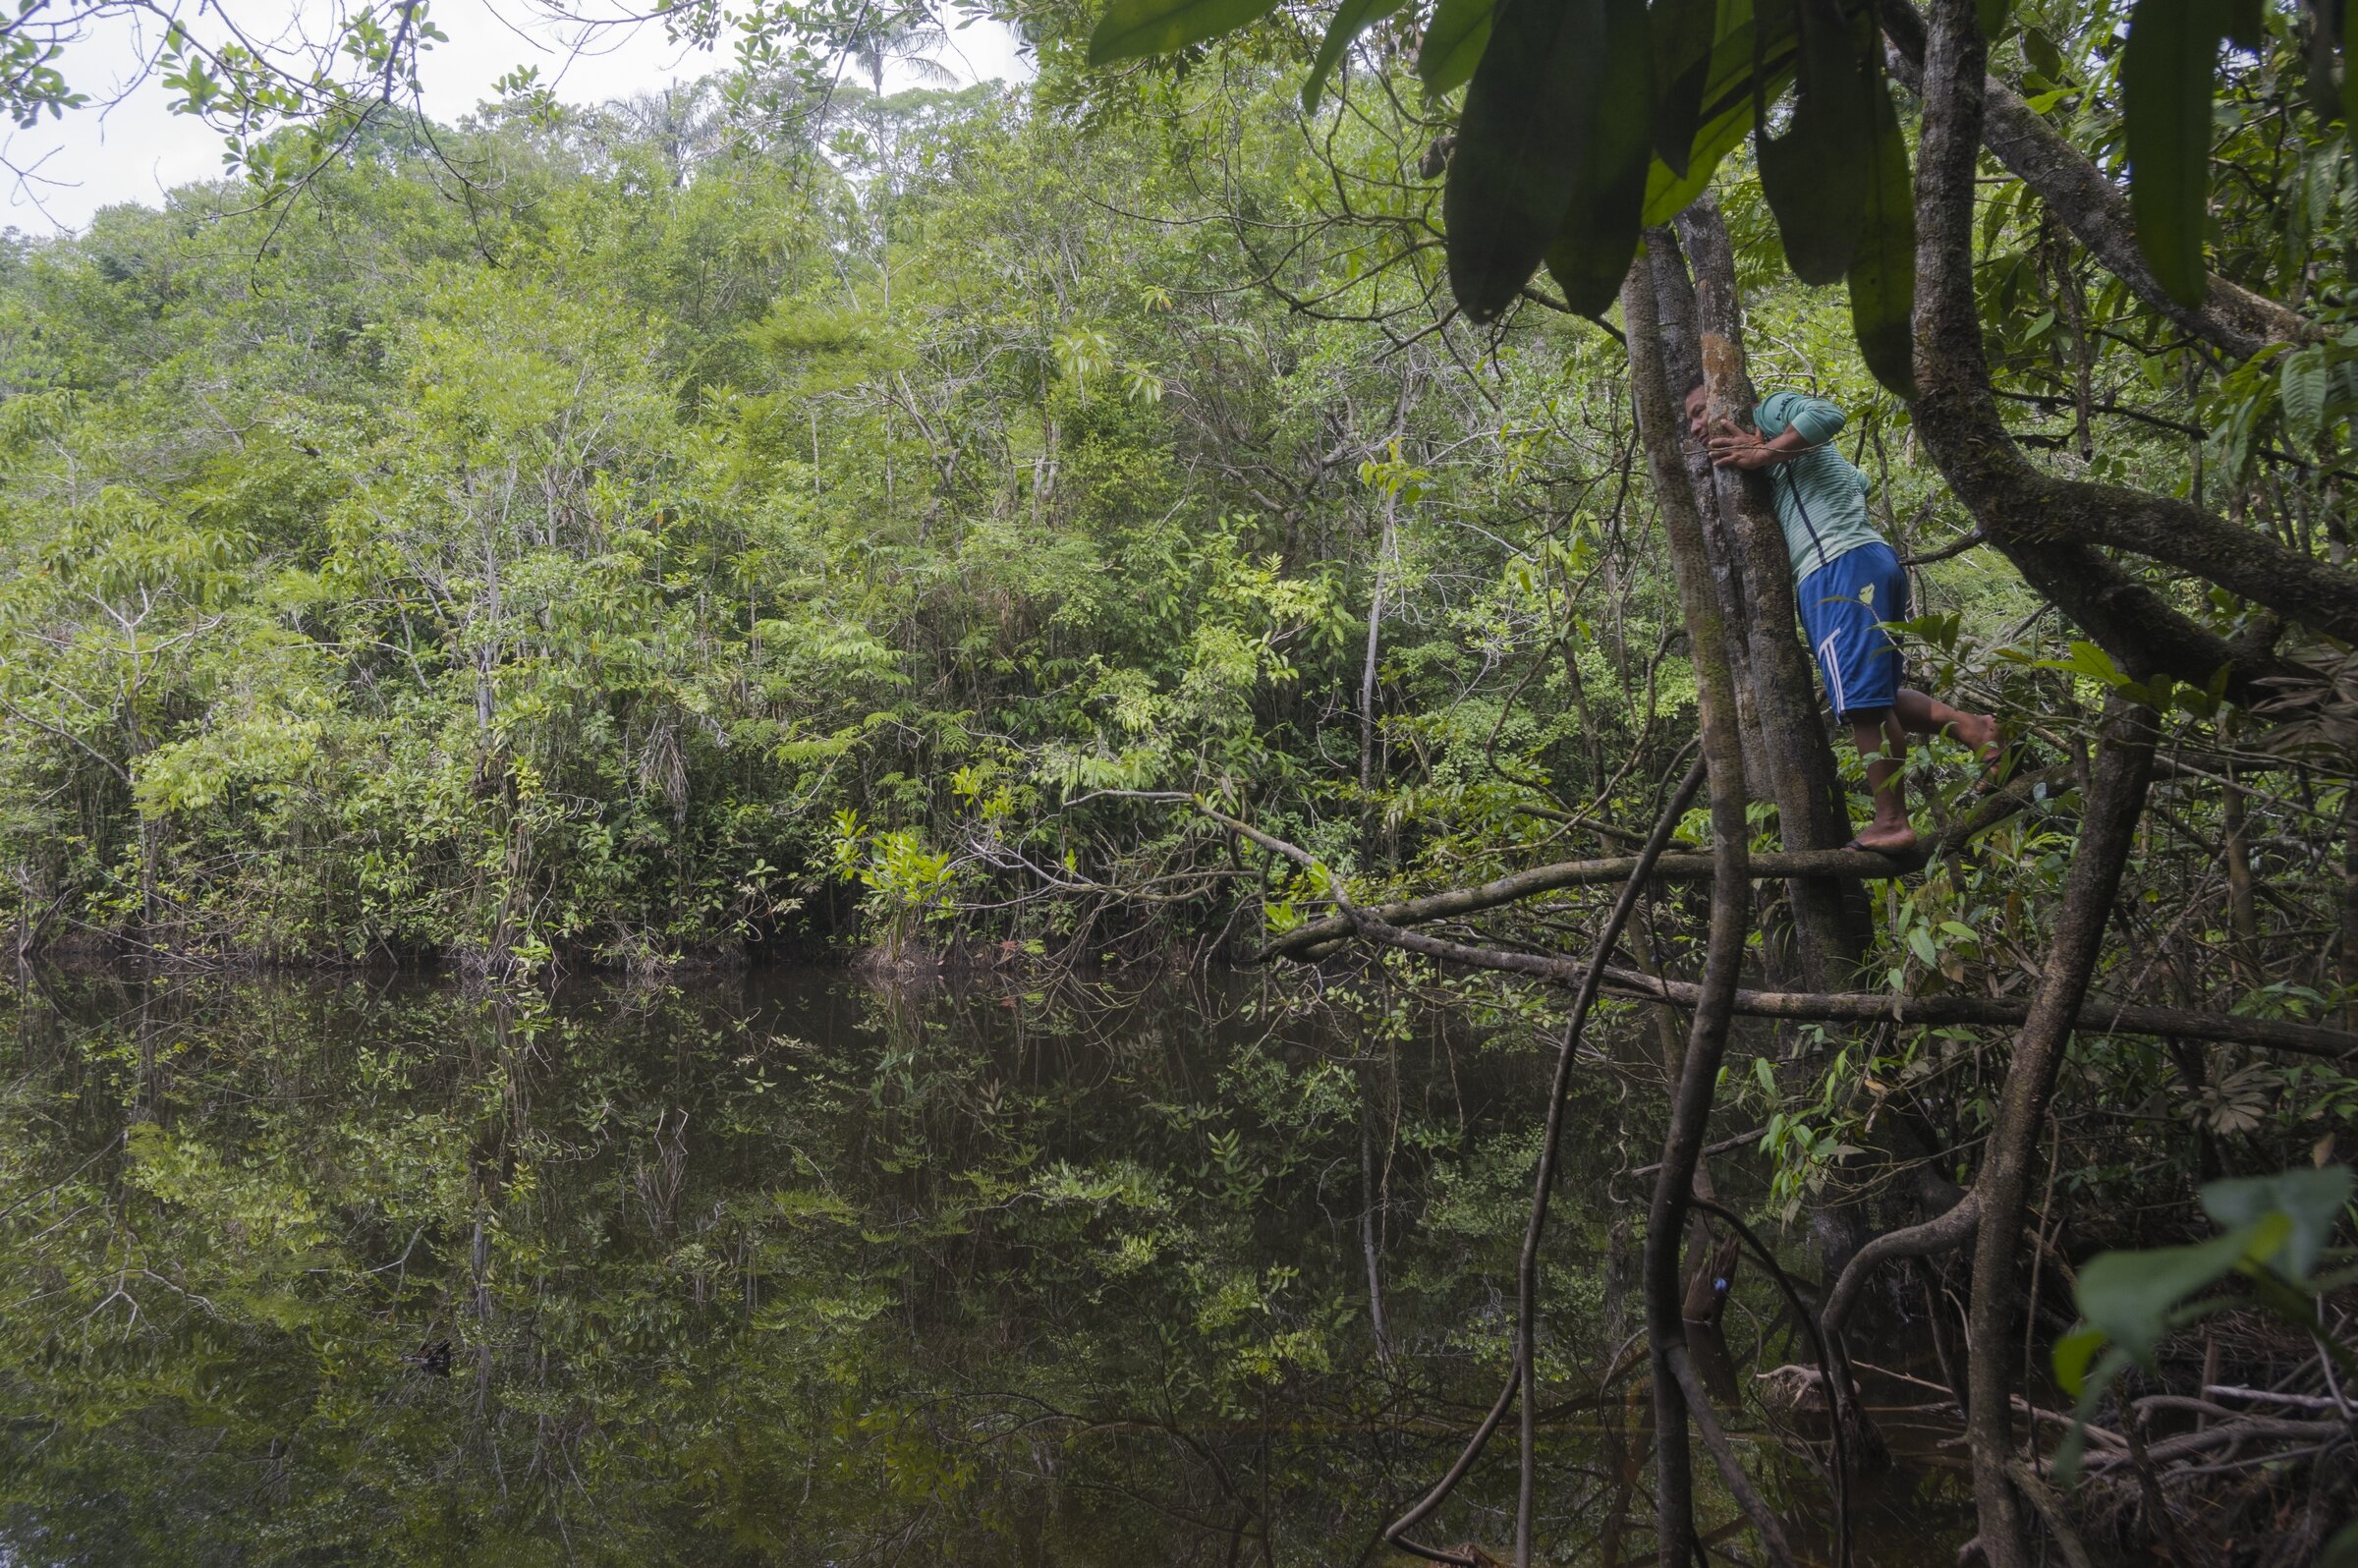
[1682,373,1709,440]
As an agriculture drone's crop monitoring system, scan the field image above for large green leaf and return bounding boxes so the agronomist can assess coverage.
[1420,0,1498,93]
[2200,1164,2353,1283]
[1753,0,1871,284]
[2121,0,2226,308]
[1642,94,1744,221]
[1649,0,1721,174]
[2075,1219,2276,1362]
[1304,0,1412,109]
[1845,71,1916,398]
[1640,0,1797,223]
[1444,0,1613,320]
[1545,0,1656,314]
[1087,0,1284,64]
[2022,24,2066,80]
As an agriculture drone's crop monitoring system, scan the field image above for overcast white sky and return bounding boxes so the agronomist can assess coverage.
[0,2,1032,233]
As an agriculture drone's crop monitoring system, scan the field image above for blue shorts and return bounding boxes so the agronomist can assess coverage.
[1796,542,1908,719]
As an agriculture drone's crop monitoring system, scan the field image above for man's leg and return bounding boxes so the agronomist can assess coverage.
[1892,688,2002,765]
[1847,705,1915,853]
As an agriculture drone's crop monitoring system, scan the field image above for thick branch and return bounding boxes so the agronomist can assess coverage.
[1900,0,2346,681]
[1260,765,2067,961]
[1820,1192,1982,1341]
[1627,253,1754,1568]
[1261,848,1915,960]
[1881,0,2316,363]
[1962,709,2157,1568]
[2013,480,2358,648]
[1241,872,2358,1057]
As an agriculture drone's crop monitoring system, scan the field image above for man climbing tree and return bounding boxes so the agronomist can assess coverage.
[1686,378,2000,854]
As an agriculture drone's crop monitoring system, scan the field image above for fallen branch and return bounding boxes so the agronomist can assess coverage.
[2082,1415,2348,1471]
[2197,1384,2356,1413]
[1256,899,2358,1058]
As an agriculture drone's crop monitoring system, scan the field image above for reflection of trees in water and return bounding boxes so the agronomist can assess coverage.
[0,967,1956,1563]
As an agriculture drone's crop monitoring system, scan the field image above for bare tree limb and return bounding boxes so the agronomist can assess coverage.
[1664,1345,1800,1568]
[1821,1193,1983,1343]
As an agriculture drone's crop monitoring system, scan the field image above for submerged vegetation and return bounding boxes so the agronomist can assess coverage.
[2,0,2358,1560]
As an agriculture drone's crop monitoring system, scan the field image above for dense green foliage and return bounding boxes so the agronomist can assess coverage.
[0,78,1640,969]
[0,68,2036,977]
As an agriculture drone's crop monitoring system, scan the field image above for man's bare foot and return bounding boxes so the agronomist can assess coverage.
[1846,823,1920,855]
[1950,712,2004,778]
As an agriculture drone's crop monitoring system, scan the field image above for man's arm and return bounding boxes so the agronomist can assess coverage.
[1709,423,1818,471]
[1709,391,1844,471]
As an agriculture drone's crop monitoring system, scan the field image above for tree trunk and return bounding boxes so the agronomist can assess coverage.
[1642,228,1774,803]
[2341,778,2358,1026]
[1360,489,1394,855]
[1963,695,2157,1568]
[1623,256,1756,1568]
[1669,200,1865,985]
[2222,768,2260,986]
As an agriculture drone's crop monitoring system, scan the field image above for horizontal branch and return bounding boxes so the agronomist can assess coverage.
[1597,968,2358,1060]
[1246,883,2358,1057]
[1258,765,2071,961]
[1257,845,1925,961]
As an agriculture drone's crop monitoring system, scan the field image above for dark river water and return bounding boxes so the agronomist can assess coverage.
[0,964,1968,1564]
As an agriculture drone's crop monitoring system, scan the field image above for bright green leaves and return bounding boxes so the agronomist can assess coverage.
[1087,0,1284,65]
[1419,0,1497,93]
[2201,1166,2356,1282]
[1445,0,1619,321]
[2122,0,2230,308]
[1543,0,1657,317]
[1847,75,1918,397]
[1305,0,1412,108]
[1753,0,1872,285]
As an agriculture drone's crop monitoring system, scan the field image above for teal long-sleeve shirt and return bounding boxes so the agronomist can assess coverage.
[1753,390,1885,584]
